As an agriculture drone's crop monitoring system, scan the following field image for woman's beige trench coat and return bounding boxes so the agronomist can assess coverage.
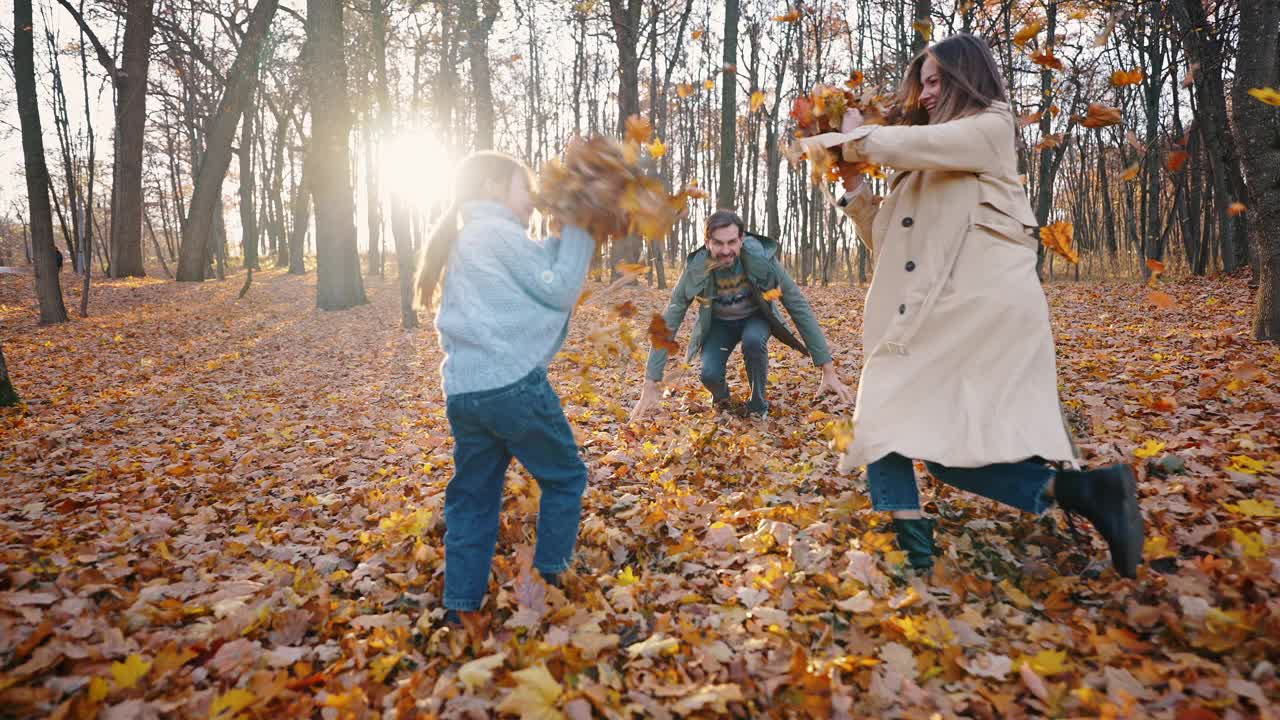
[801,100,1076,471]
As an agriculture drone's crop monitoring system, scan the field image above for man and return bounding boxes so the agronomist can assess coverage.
[631,209,854,419]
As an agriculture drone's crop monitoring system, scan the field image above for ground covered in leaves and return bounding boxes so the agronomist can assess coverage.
[1,268,1277,719]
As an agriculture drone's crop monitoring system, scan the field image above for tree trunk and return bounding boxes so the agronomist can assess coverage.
[1231,0,1280,341]
[717,0,739,209]
[108,0,154,277]
[240,88,259,270]
[463,0,499,150]
[363,120,382,276]
[308,0,367,310]
[0,341,18,407]
[371,0,416,328]
[175,0,278,281]
[608,0,644,269]
[15,0,68,325]
[288,150,310,275]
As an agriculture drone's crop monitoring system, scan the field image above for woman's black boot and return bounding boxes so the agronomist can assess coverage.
[892,517,937,573]
[1054,464,1144,578]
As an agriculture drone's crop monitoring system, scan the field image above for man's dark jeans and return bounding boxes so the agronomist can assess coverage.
[700,313,770,414]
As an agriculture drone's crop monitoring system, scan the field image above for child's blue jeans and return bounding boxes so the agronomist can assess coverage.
[442,368,588,611]
[867,452,1055,515]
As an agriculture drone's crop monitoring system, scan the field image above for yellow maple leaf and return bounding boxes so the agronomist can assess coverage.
[703,78,716,91]
[1143,534,1177,560]
[911,19,933,41]
[647,138,667,158]
[750,90,766,113]
[1039,221,1078,264]
[459,653,506,690]
[1228,454,1267,475]
[369,652,403,683]
[1020,649,1071,676]
[1120,163,1141,182]
[209,688,257,720]
[676,83,695,98]
[1247,87,1280,106]
[87,677,110,704]
[1231,528,1267,559]
[496,664,564,720]
[1223,499,1280,518]
[110,654,152,690]
[616,565,639,586]
[1133,439,1165,458]
[761,287,782,301]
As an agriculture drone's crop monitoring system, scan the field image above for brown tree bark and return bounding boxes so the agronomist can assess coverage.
[308,0,367,310]
[175,0,279,281]
[462,0,500,151]
[371,0,416,328]
[240,87,259,270]
[0,341,18,407]
[1231,0,1280,341]
[717,0,739,209]
[15,0,68,325]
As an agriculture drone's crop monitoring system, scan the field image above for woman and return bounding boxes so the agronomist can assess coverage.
[807,34,1144,578]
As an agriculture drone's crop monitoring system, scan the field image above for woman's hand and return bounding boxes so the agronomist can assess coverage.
[841,107,865,134]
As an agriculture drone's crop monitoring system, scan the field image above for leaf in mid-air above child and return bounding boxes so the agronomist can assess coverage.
[750,90,766,113]
[773,7,801,22]
[1081,103,1122,128]
[676,83,695,99]
[648,314,679,354]
[911,19,933,42]
[1120,163,1141,182]
[647,138,667,158]
[1227,202,1247,216]
[1165,150,1189,172]
[1110,68,1144,87]
[762,288,782,302]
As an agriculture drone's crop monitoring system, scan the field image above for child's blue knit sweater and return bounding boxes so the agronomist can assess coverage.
[435,201,594,397]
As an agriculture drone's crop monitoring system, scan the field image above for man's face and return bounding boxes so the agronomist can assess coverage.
[707,225,743,266]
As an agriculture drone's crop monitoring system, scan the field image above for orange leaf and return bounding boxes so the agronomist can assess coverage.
[691,29,704,40]
[648,314,679,353]
[676,83,695,99]
[1146,258,1165,275]
[1120,163,1141,182]
[1013,21,1042,48]
[845,71,865,88]
[624,115,653,144]
[1039,221,1078,264]
[703,78,716,91]
[773,7,802,22]
[762,288,782,302]
[616,262,648,277]
[911,19,933,42]
[1227,202,1247,216]
[1081,102,1122,128]
[1166,150,1189,172]
[1109,68,1144,87]
[1247,87,1280,106]
[1030,50,1064,71]
[1148,290,1176,309]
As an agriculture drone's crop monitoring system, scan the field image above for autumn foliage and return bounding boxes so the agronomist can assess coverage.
[1,267,1277,717]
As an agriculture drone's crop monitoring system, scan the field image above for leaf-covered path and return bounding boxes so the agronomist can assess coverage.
[1,270,1277,718]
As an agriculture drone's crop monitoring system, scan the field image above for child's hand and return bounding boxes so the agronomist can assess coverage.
[841,108,865,134]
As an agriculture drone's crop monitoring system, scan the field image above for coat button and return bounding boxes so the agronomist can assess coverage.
[905,261,916,272]
[899,304,906,314]
[901,217,914,228]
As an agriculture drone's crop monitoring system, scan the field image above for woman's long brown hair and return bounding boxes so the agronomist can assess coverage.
[894,33,1008,126]
[412,151,533,311]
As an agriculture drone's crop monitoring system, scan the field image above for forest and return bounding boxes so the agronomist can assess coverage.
[1,0,1279,718]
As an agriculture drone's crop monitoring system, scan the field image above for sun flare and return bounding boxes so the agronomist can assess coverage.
[379,129,456,212]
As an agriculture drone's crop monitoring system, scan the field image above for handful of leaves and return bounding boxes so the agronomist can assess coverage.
[535,116,708,245]
[787,80,891,187]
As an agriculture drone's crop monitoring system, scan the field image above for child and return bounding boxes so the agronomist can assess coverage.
[415,151,594,620]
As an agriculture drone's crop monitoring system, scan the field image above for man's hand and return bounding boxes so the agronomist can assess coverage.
[630,379,662,420]
[816,363,855,405]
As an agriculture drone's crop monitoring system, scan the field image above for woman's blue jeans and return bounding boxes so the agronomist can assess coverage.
[867,452,1055,515]
[442,368,588,611]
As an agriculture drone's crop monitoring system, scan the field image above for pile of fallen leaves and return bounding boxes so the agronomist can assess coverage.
[535,115,707,245]
[1,269,1278,719]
